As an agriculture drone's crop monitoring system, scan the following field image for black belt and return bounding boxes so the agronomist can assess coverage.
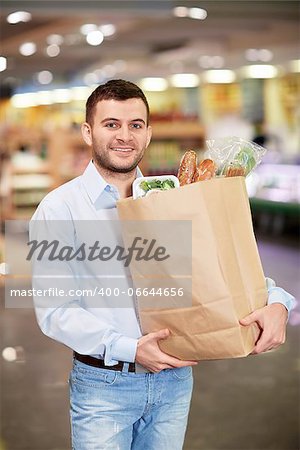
[74,352,136,373]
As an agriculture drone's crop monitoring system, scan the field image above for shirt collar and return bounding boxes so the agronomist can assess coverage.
[81,160,143,204]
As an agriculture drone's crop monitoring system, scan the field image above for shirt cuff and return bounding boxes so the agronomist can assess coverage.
[104,336,138,366]
[266,277,296,320]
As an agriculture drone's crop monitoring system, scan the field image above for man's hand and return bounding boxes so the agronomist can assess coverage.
[240,303,288,354]
[135,328,198,373]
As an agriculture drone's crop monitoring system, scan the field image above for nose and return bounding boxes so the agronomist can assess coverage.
[116,125,132,142]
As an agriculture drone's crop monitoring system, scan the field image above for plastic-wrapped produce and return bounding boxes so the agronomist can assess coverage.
[205,137,267,177]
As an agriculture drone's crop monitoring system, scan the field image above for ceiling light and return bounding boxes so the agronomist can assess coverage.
[241,65,278,79]
[139,77,168,92]
[290,59,300,73]
[188,7,208,20]
[0,57,7,72]
[12,93,37,108]
[7,11,31,24]
[198,55,212,69]
[83,72,99,85]
[46,44,60,57]
[86,31,104,46]
[2,347,17,362]
[173,6,189,17]
[94,69,106,82]
[37,70,53,85]
[211,56,224,69]
[203,69,236,84]
[19,42,36,56]
[258,49,273,62]
[245,48,273,62]
[170,73,199,88]
[71,86,92,101]
[52,89,71,103]
[198,55,224,69]
[0,262,9,275]
[80,24,98,35]
[173,6,207,19]
[245,49,259,62]
[46,34,64,45]
[102,64,117,78]
[99,24,116,37]
[36,91,54,105]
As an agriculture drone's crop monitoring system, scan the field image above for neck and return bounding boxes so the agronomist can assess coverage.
[93,161,136,199]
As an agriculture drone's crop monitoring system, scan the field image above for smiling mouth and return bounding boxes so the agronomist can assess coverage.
[111,147,134,153]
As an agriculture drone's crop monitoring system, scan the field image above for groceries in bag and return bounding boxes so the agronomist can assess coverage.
[178,137,267,185]
[133,137,267,198]
[132,175,180,199]
[206,136,267,177]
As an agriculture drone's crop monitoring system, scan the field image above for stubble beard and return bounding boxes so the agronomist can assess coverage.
[92,145,145,174]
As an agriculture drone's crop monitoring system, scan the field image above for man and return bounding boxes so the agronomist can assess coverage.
[31,79,294,449]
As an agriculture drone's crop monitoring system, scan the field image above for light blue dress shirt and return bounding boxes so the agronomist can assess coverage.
[31,160,295,365]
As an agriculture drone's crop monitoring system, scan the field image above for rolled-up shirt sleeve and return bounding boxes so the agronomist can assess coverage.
[35,306,138,365]
[266,277,296,320]
[105,335,138,365]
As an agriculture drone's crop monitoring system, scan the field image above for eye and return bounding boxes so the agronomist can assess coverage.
[131,123,143,129]
[105,122,118,128]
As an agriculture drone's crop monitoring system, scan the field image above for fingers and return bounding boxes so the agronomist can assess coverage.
[242,303,288,355]
[161,354,198,368]
[149,363,177,373]
[154,329,198,367]
[252,344,277,354]
[150,360,197,373]
[239,309,262,326]
[137,328,170,348]
[251,330,286,354]
[137,328,198,373]
[152,328,170,341]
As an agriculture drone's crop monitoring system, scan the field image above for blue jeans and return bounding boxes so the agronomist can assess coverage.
[69,359,193,450]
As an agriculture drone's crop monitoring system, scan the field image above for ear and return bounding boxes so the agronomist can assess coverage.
[81,122,92,146]
[146,125,152,148]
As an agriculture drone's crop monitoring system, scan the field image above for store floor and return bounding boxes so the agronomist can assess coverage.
[0,235,299,450]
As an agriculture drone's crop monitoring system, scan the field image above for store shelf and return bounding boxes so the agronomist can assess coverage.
[250,197,300,217]
[247,163,300,204]
[247,163,300,234]
[151,121,204,140]
[3,153,54,220]
[12,174,52,190]
[48,130,91,186]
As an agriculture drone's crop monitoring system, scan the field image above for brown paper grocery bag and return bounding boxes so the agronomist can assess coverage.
[117,176,267,360]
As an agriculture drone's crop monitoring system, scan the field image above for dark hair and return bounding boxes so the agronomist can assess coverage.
[85,79,150,125]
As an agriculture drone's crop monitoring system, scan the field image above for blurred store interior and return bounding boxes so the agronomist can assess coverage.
[0,1,299,449]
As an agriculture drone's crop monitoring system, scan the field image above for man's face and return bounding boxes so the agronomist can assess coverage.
[82,98,152,174]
